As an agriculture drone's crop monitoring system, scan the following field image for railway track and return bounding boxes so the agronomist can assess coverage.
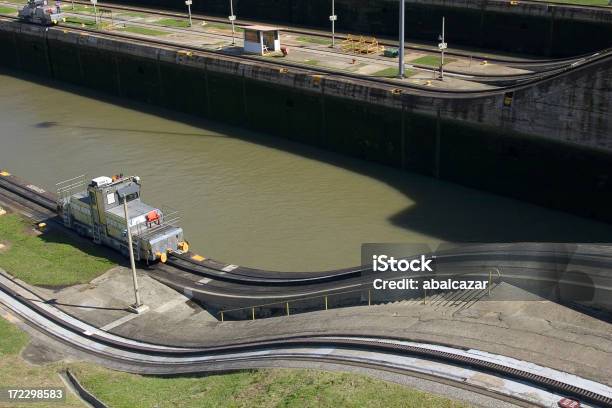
[1,171,611,316]
[38,0,605,86]
[50,12,580,85]
[1,271,611,407]
[65,0,609,69]
[2,13,610,96]
[1,173,612,405]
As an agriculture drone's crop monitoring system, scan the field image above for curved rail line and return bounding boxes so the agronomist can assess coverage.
[2,174,612,405]
[66,0,612,68]
[49,11,551,83]
[50,14,583,84]
[2,15,611,98]
[1,272,611,407]
[2,174,612,290]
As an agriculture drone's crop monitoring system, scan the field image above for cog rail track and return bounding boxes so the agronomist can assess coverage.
[1,273,611,407]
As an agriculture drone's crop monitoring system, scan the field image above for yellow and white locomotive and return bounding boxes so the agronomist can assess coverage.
[58,175,187,262]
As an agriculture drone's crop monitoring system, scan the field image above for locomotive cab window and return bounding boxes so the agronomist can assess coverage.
[123,192,139,202]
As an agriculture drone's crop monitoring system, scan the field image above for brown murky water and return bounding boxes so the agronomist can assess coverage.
[1,72,611,271]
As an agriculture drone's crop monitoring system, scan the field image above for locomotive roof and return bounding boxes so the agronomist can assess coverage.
[106,199,157,220]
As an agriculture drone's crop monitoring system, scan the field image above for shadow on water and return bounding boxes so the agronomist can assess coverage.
[34,121,228,138]
[3,68,612,244]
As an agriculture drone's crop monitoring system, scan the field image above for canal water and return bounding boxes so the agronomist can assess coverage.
[1,72,612,271]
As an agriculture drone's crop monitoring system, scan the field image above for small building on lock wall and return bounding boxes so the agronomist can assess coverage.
[243,25,281,55]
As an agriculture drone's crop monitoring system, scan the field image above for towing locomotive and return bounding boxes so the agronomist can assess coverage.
[58,175,188,262]
[18,0,64,25]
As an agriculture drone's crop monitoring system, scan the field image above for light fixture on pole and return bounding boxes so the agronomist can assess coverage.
[438,17,447,80]
[229,0,236,45]
[118,185,148,314]
[329,0,337,48]
[185,0,193,27]
[398,0,405,78]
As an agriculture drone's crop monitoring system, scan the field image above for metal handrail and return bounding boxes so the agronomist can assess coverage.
[217,268,503,321]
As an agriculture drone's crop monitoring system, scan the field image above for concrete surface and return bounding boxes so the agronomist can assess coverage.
[0,0,530,91]
[22,267,612,389]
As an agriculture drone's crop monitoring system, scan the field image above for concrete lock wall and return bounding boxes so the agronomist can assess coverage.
[103,0,612,57]
[1,19,611,222]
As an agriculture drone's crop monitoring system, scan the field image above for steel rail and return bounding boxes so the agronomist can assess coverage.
[1,274,611,407]
[46,3,586,79]
[0,176,57,211]
[2,15,611,98]
[1,177,612,405]
[2,177,612,290]
[60,13,589,83]
[65,0,611,67]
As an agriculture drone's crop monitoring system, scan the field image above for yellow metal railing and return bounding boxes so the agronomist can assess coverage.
[340,34,384,55]
[218,268,502,322]
[219,287,369,322]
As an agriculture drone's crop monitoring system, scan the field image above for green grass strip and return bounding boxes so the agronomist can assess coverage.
[156,18,190,28]
[411,55,455,67]
[296,35,332,46]
[0,317,29,356]
[119,25,169,36]
[0,214,114,287]
[72,365,470,408]
[372,66,416,78]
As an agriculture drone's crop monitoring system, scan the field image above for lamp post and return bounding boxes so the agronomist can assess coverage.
[229,0,236,45]
[185,0,192,27]
[118,187,147,314]
[438,17,447,80]
[398,0,405,78]
[329,0,337,48]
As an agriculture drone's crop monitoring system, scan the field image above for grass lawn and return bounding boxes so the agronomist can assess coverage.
[0,314,28,355]
[0,6,16,13]
[63,16,102,28]
[0,314,469,408]
[69,4,95,14]
[117,10,148,18]
[296,35,332,46]
[0,317,85,407]
[156,18,191,28]
[303,59,320,66]
[372,66,416,78]
[206,22,244,32]
[119,25,169,36]
[0,213,114,287]
[72,364,469,408]
[411,55,455,67]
